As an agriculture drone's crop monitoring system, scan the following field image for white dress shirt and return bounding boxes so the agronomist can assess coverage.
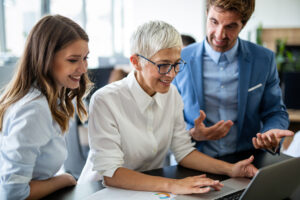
[0,87,67,200]
[79,71,195,183]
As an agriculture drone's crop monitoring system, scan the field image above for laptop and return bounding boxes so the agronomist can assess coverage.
[176,157,300,200]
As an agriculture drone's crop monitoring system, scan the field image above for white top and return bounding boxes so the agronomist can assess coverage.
[0,88,67,200]
[79,71,195,183]
[282,131,300,157]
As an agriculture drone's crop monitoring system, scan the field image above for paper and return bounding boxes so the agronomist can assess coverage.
[85,187,176,200]
[282,130,300,157]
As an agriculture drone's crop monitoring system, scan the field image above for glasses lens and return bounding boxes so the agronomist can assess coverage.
[159,64,171,74]
[158,60,186,74]
[174,63,181,72]
[177,60,185,72]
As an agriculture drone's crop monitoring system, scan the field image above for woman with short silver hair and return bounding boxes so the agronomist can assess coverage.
[79,20,257,194]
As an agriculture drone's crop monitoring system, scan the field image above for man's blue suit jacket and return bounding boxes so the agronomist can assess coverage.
[173,38,289,153]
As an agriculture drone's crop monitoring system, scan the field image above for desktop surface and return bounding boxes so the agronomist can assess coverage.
[42,149,296,200]
[177,157,300,200]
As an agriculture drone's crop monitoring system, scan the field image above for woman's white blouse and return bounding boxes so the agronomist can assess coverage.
[0,88,67,200]
[82,71,195,182]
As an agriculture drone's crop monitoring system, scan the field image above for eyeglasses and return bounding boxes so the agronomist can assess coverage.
[137,54,186,75]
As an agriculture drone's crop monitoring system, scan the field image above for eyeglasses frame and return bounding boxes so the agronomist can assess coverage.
[137,54,186,75]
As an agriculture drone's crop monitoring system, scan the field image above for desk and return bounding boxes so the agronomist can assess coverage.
[287,109,300,132]
[288,109,300,123]
[42,149,293,200]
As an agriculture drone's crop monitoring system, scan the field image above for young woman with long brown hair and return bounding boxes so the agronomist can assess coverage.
[0,15,91,200]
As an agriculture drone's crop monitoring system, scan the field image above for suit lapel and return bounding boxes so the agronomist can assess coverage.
[237,39,252,135]
[189,39,253,137]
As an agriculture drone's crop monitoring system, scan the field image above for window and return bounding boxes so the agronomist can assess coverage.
[85,0,127,67]
[0,0,5,53]
[1,0,128,68]
[4,0,40,56]
[50,0,83,27]
[85,0,113,67]
[50,0,127,68]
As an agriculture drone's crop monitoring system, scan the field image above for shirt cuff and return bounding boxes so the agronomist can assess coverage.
[101,166,120,178]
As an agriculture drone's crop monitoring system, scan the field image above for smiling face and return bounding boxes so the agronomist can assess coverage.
[132,46,181,96]
[206,6,244,52]
[52,39,89,90]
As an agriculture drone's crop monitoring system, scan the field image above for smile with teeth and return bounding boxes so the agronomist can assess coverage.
[69,75,81,81]
[159,79,171,85]
[215,39,224,43]
[214,38,228,45]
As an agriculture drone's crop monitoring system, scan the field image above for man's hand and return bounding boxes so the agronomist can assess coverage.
[190,110,233,141]
[230,156,258,178]
[252,129,294,151]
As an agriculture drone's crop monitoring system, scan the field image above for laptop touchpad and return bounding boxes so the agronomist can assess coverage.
[176,178,250,200]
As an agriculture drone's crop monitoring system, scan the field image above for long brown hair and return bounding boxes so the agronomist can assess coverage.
[0,15,92,133]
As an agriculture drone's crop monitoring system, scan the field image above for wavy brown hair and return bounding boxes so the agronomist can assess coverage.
[207,0,255,25]
[0,15,92,133]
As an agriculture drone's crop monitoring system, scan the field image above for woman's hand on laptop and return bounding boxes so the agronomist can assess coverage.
[230,155,258,178]
[169,174,223,194]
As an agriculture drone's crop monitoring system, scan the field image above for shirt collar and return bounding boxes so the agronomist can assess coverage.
[127,70,163,113]
[204,38,239,64]
[153,92,163,110]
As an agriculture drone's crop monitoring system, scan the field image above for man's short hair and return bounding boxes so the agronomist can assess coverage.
[206,0,255,25]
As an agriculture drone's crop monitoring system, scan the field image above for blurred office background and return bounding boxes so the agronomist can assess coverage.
[1,0,300,178]
[1,0,300,68]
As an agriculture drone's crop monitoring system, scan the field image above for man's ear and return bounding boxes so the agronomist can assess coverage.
[130,54,142,71]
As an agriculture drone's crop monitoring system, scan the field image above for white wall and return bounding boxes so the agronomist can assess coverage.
[126,0,300,46]
[122,0,206,56]
[128,0,206,41]
[241,0,300,42]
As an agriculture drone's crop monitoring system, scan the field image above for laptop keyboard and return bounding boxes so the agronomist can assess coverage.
[215,189,245,200]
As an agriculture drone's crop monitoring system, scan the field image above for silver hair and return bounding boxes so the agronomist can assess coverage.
[130,20,182,66]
